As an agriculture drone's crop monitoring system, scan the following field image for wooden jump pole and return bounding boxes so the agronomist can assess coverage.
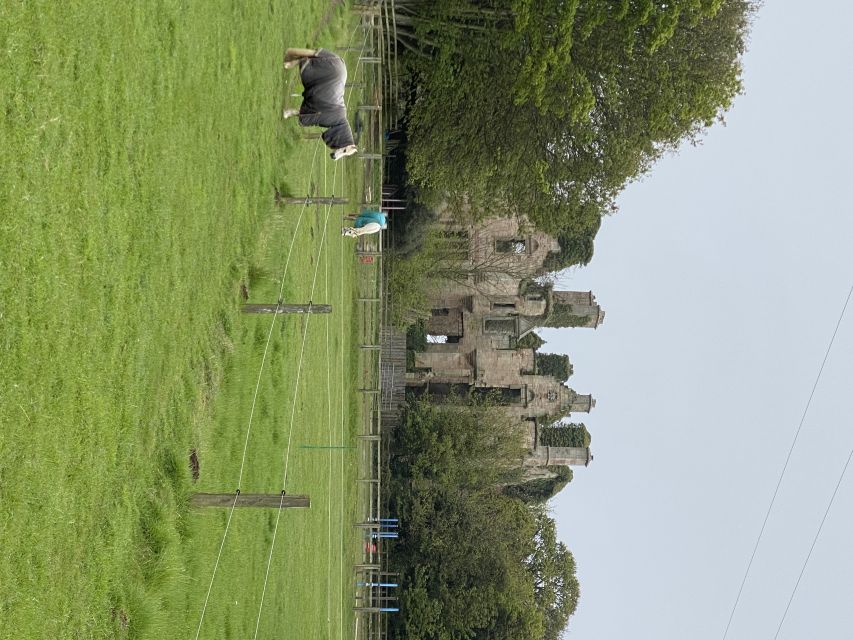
[282,196,349,206]
[191,492,310,509]
[241,303,332,314]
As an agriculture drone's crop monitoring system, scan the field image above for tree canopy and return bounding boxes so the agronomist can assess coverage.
[503,466,574,504]
[539,422,592,448]
[397,0,755,260]
[535,353,572,382]
[389,400,580,639]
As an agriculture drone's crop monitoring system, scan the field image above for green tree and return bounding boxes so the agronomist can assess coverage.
[527,507,581,639]
[539,423,591,447]
[390,400,544,640]
[397,0,755,263]
[516,331,545,350]
[535,353,572,381]
[503,466,574,503]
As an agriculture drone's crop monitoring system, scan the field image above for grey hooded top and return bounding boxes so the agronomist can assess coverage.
[298,49,355,150]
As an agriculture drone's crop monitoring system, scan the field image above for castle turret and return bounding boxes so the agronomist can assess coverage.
[560,387,596,413]
[543,290,605,329]
[524,446,593,468]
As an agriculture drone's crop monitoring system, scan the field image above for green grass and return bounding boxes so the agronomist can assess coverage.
[0,1,369,638]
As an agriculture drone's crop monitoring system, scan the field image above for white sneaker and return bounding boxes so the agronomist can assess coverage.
[282,108,299,119]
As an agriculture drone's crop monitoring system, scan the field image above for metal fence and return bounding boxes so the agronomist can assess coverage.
[350,3,405,638]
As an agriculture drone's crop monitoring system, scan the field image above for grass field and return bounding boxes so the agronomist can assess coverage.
[0,1,370,638]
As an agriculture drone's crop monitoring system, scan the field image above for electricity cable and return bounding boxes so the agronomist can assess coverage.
[721,281,853,640]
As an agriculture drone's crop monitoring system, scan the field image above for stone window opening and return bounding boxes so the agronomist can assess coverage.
[495,238,527,254]
[472,386,524,405]
[484,318,517,334]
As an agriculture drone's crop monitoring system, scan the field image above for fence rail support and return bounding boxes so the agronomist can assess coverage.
[191,493,310,509]
[282,196,349,206]
[241,303,332,315]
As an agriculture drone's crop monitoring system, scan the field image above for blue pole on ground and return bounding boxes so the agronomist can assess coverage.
[357,582,399,587]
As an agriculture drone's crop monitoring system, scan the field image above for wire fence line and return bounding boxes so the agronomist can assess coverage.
[191,16,374,639]
[192,138,324,640]
[350,5,400,636]
[252,164,341,637]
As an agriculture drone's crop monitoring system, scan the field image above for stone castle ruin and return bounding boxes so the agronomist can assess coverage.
[403,211,603,480]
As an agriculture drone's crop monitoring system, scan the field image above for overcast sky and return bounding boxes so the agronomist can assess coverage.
[547,3,853,639]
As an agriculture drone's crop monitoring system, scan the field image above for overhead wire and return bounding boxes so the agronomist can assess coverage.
[773,446,853,638]
[721,282,853,640]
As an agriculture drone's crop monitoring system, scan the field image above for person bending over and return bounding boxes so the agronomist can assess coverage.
[342,210,387,238]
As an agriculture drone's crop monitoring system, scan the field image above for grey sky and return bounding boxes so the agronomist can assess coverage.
[546,2,853,638]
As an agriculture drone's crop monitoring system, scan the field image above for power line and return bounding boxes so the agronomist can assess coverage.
[773,446,853,639]
[721,282,853,640]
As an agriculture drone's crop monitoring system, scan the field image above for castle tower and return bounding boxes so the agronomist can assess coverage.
[560,387,596,413]
[523,446,593,468]
[544,290,605,329]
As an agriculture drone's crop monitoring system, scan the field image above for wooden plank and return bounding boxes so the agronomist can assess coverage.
[282,196,349,206]
[190,493,310,509]
[242,303,332,314]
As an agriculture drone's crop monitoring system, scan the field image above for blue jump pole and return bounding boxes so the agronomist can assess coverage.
[357,582,399,588]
